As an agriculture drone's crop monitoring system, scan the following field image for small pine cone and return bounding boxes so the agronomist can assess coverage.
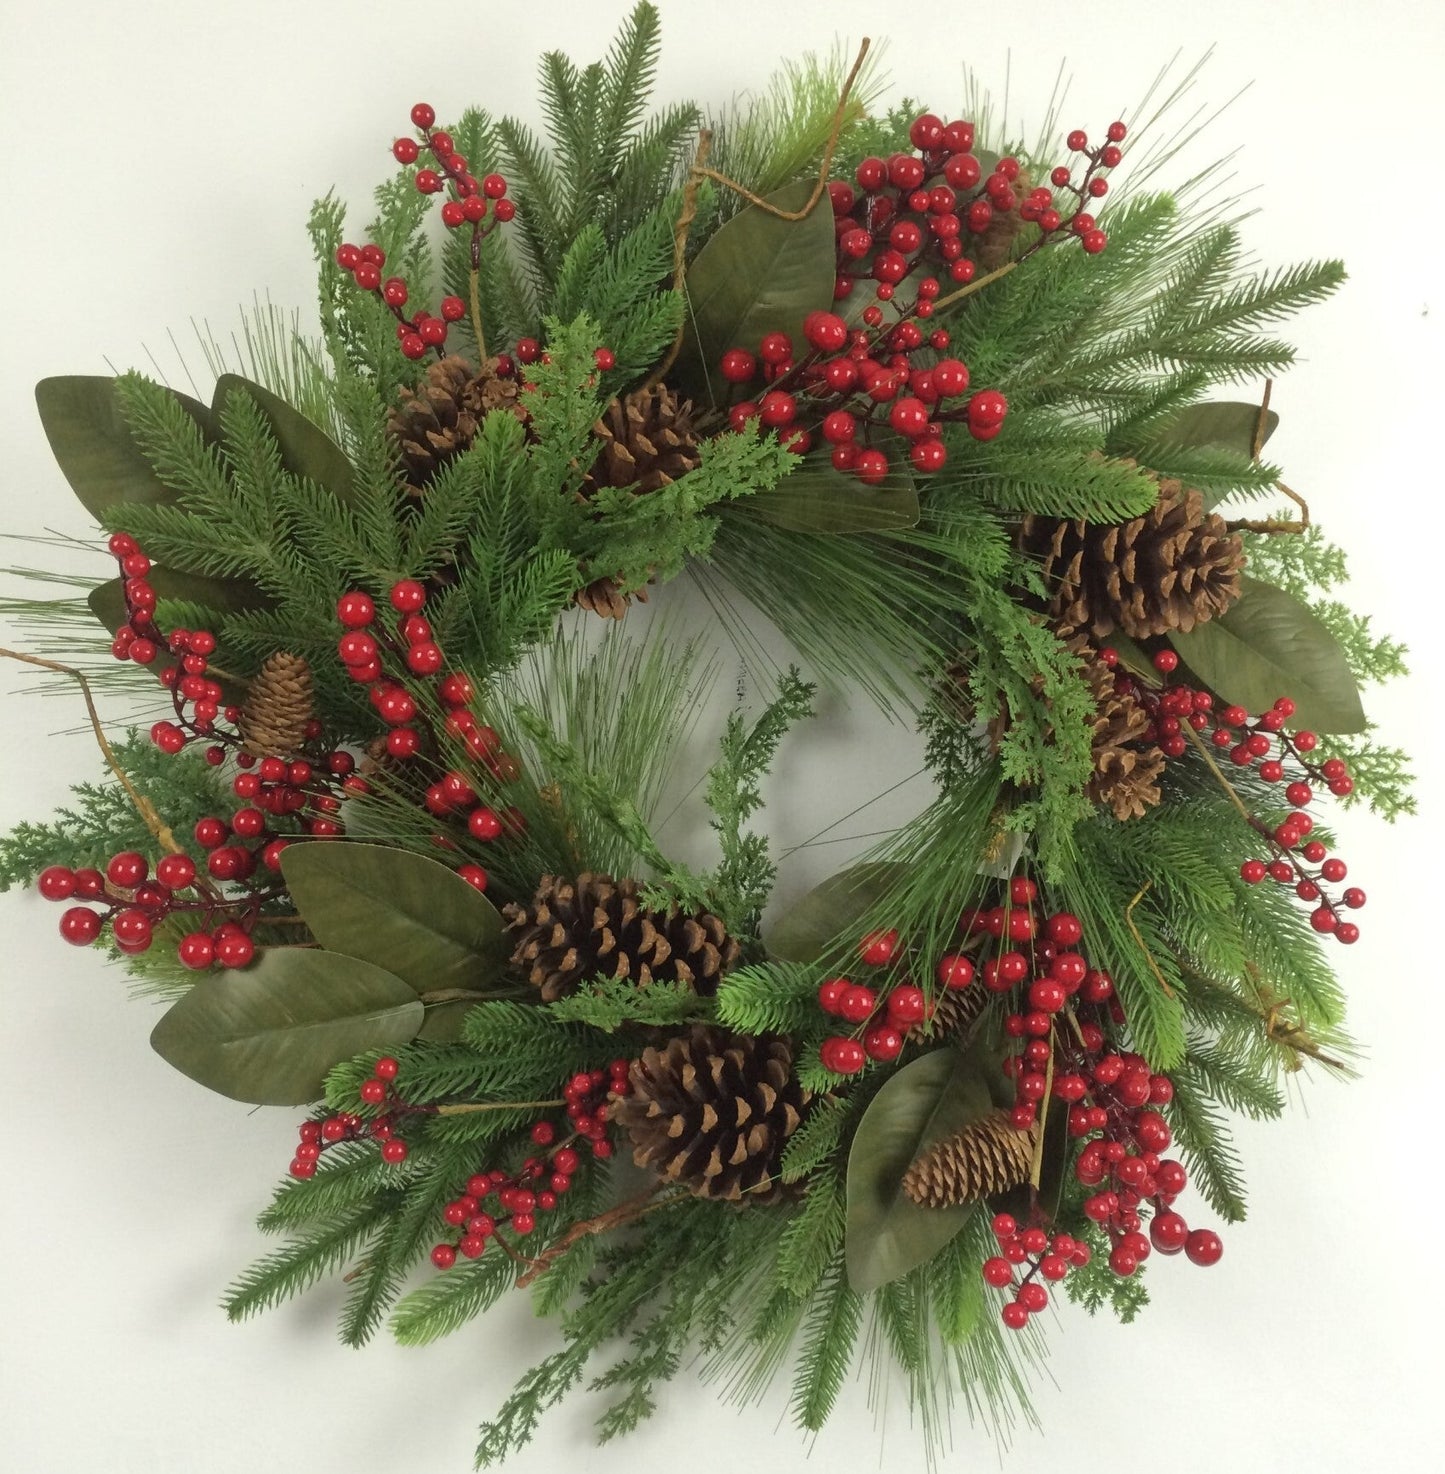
[973,168,1031,271]
[239,653,314,758]
[906,983,990,1044]
[580,384,701,498]
[502,873,740,1003]
[903,1108,1039,1208]
[387,355,524,495]
[612,1024,808,1203]
[1020,475,1244,640]
[1063,633,1166,821]
[572,574,650,621]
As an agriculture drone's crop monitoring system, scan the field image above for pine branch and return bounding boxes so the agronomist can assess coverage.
[788,1268,863,1431]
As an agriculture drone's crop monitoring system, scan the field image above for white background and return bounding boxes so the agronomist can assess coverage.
[2,1,1442,1469]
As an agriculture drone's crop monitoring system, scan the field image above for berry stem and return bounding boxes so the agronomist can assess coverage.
[432,1098,566,1115]
[1123,881,1176,998]
[514,1182,672,1288]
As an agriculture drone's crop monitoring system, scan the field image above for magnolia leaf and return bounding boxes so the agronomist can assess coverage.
[212,374,354,503]
[280,842,508,997]
[35,375,210,521]
[845,1048,992,1292]
[744,459,920,533]
[150,948,423,1105]
[676,180,837,408]
[1169,577,1365,733]
[766,861,908,965]
[416,999,479,1043]
[1151,400,1279,458]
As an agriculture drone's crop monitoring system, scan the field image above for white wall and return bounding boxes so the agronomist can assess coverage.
[1,2,1441,1469]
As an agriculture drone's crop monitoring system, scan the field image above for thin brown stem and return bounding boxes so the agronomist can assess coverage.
[2,645,186,857]
[468,265,488,362]
[434,1098,564,1117]
[1227,380,1310,535]
[689,37,871,223]
[930,259,1018,314]
[638,129,714,392]
[1123,881,1176,999]
[515,1183,672,1288]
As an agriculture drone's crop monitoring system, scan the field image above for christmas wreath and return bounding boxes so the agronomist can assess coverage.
[0,6,1413,1465]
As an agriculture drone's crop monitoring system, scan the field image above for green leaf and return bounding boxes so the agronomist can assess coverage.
[1151,400,1278,458]
[212,374,354,503]
[87,567,265,634]
[416,999,478,1042]
[766,862,907,964]
[150,948,423,1105]
[36,375,211,521]
[1169,576,1366,733]
[676,180,837,408]
[280,842,509,996]
[743,459,921,534]
[844,1048,990,1293]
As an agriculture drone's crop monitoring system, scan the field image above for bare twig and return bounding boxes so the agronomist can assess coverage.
[515,1183,673,1287]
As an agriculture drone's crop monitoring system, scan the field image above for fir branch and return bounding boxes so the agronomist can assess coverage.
[774,1169,845,1299]
[545,978,711,1032]
[702,668,815,938]
[715,961,821,1036]
[390,1245,518,1347]
[1062,1222,1151,1322]
[224,1197,400,1321]
[788,1268,863,1431]
[1167,1068,1249,1222]
[779,1093,851,1184]
[255,1141,414,1233]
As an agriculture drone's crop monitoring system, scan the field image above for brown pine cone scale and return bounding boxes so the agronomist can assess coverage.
[1021,475,1244,640]
[388,355,524,495]
[903,1108,1038,1208]
[612,1025,808,1203]
[502,873,739,1002]
[238,652,314,759]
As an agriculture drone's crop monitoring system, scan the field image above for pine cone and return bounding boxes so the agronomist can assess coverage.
[903,1108,1038,1208]
[612,1024,808,1203]
[502,873,740,1003]
[973,168,1031,271]
[572,385,700,619]
[580,384,701,498]
[1020,476,1244,640]
[906,983,991,1043]
[572,575,650,621]
[1066,635,1166,821]
[388,355,524,495]
[239,653,313,758]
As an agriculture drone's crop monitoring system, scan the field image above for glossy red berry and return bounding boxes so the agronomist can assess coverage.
[859,929,900,966]
[37,866,76,901]
[936,954,975,990]
[106,851,148,888]
[1185,1228,1223,1266]
[720,348,757,384]
[820,1037,867,1075]
[59,906,103,945]
[214,930,255,968]
[863,1024,904,1062]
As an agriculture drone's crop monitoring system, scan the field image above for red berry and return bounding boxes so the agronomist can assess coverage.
[863,1024,904,1062]
[380,1139,409,1164]
[859,929,900,966]
[719,348,757,384]
[886,985,926,1024]
[106,850,148,888]
[1001,1302,1030,1330]
[818,977,849,1014]
[389,579,427,613]
[821,1037,866,1075]
[468,807,504,841]
[37,866,76,901]
[214,930,255,968]
[936,954,974,990]
[1185,1228,1223,1266]
[838,985,878,1023]
[59,906,103,945]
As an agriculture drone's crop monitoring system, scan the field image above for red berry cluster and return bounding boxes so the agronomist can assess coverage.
[816,924,979,1074]
[333,101,516,361]
[984,1213,1093,1328]
[289,1057,412,1178]
[428,1064,627,1269]
[719,311,1002,483]
[1116,649,1365,944]
[333,580,530,876]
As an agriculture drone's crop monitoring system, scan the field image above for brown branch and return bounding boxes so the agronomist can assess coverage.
[689,37,872,222]
[1029,1032,1055,1190]
[2,646,186,856]
[930,259,1018,314]
[1226,379,1311,535]
[515,1183,672,1288]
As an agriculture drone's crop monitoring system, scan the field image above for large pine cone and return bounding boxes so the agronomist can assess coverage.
[1021,477,1244,640]
[612,1025,808,1203]
[502,873,740,1003]
[238,652,313,758]
[388,355,524,495]
[903,1108,1038,1208]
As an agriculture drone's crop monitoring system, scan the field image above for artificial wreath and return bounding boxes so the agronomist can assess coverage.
[0,5,1414,1465]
